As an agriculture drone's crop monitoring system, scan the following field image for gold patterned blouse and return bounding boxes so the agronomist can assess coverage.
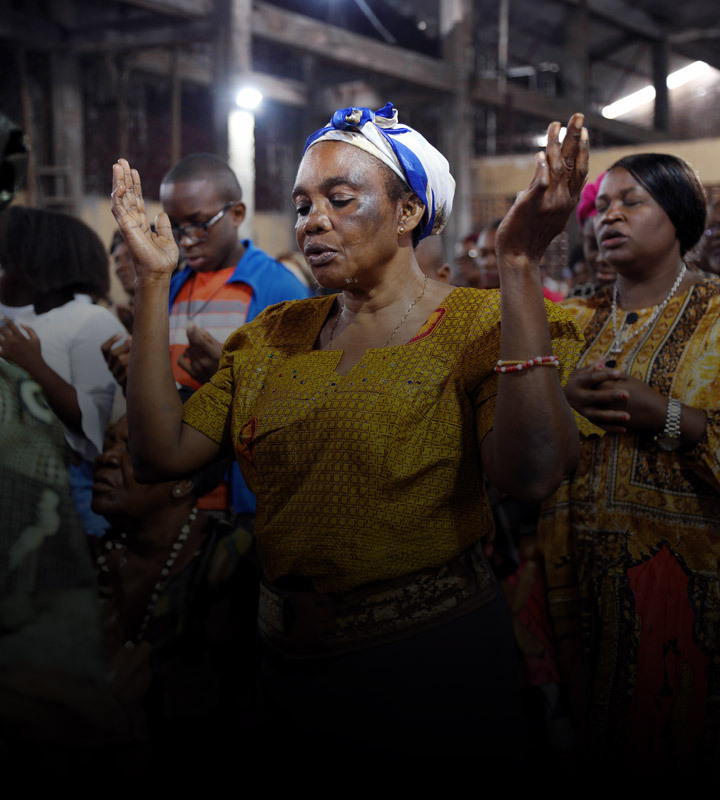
[183,287,587,593]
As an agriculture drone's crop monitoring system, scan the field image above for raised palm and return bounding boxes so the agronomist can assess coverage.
[496,113,589,265]
[111,158,178,280]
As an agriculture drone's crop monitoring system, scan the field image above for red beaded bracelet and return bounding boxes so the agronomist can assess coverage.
[494,355,559,373]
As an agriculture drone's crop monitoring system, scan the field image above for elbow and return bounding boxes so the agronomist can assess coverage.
[495,438,580,502]
[131,453,170,484]
[526,436,580,500]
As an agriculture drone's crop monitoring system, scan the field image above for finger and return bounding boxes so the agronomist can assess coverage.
[569,127,590,198]
[154,211,173,243]
[520,150,549,203]
[131,169,146,217]
[586,408,631,426]
[111,162,127,209]
[559,113,584,167]
[101,333,123,355]
[545,121,565,180]
[19,325,38,341]
[574,368,622,387]
[114,338,132,355]
[583,387,629,405]
[177,353,194,374]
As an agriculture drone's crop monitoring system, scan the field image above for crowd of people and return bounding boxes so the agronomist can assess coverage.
[1,101,719,774]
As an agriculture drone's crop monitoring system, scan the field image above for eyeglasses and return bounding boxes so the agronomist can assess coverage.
[171,202,237,245]
[704,222,720,237]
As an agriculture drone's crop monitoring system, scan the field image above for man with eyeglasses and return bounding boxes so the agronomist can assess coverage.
[698,199,720,276]
[160,153,310,517]
[160,153,310,391]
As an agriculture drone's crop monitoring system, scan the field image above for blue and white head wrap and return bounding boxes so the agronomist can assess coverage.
[303,102,455,242]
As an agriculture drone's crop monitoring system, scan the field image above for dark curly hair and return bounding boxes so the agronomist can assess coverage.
[0,206,109,297]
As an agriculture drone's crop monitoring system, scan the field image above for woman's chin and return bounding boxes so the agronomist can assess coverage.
[312,267,356,290]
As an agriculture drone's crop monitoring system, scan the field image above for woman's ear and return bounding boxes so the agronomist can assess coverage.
[397,194,425,236]
[170,479,196,501]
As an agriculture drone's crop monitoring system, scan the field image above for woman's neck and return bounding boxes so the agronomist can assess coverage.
[615,258,686,310]
[34,287,75,314]
[111,501,200,557]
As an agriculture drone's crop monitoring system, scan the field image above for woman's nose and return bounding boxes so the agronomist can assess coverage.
[302,205,331,233]
[96,443,122,466]
[599,201,623,223]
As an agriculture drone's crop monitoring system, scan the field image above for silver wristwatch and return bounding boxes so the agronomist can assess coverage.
[656,397,682,451]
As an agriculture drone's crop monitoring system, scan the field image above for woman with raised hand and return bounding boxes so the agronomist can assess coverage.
[112,103,590,755]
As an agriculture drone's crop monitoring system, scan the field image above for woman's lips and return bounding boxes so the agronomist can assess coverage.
[92,473,119,492]
[305,249,337,267]
[600,231,627,249]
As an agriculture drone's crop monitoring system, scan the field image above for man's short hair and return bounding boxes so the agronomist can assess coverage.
[161,153,243,203]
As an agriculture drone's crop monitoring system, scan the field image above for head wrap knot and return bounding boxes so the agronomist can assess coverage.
[304,102,455,242]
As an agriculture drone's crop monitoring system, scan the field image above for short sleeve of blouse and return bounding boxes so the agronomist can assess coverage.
[181,320,261,452]
[181,300,301,451]
[466,297,603,442]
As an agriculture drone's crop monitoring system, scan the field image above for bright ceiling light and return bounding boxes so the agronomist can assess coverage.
[236,87,263,110]
[602,61,711,119]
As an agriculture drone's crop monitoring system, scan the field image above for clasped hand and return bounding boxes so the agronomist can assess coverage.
[565,363,667,433]
[177,324,223,384]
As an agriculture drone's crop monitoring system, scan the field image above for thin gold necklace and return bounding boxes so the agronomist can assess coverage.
[324,275,429,350]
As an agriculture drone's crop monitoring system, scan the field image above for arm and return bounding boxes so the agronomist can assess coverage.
[111,159,220,482]
[0,320,82,434]
[481,115,588,500]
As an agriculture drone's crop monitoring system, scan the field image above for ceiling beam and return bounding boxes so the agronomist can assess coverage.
[115,0,212,18]
[127,48,308,106]
[67,19,214,53]
[0,10,63,47]
[251,1,455,91]
[556,0,663,41]
[472,76,668,143]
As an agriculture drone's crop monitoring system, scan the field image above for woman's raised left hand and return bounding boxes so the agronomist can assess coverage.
[495,113,588,268]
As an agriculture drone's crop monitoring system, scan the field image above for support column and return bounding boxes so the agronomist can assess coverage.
[47,0,83,215]
[49,52,83,214]
[170,47,182,165]
[440,0,473,259]
[652,39,670,132]
[215,0,255,239]
[563,0,590,108]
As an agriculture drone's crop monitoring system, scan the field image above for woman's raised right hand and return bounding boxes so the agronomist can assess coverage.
[111,158,178,283]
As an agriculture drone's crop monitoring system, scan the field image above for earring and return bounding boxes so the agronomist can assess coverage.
[398,226,405,233]
[172,485,182,497]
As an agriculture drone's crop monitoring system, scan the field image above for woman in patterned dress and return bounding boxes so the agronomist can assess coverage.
[539,153,720,772]
[111,103,590,755]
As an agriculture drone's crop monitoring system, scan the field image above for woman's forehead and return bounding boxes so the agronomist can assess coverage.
[294,141,385,192]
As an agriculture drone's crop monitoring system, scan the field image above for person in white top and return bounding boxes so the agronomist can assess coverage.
[0,206,126,534]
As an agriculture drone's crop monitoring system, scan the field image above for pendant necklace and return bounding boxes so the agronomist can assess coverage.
[608,264,686,355]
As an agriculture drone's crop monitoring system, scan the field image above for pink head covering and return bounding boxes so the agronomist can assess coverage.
[576,171,606,226]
